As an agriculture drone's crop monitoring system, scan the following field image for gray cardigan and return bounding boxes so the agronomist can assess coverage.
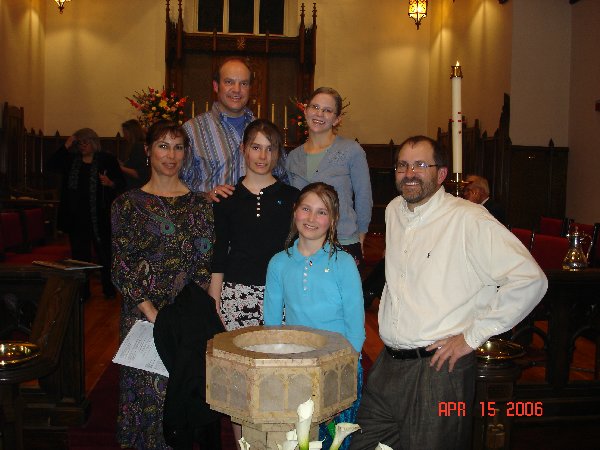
[286,135,373,243]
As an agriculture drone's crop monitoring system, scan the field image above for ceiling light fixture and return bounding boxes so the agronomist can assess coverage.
[55,0,71,14]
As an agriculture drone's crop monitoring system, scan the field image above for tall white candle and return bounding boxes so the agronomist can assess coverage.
[257,103,261,118]
[284,105,287,128]
[191,101,195,118]
[451,61,463,174]
[271,103,275,122]
[205,101,209,112]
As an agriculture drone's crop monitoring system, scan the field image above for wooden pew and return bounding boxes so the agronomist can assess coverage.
[0,266,89,449]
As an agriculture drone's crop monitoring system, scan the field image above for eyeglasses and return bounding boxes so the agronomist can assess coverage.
[395,161,439,173]
[307,103,336,116]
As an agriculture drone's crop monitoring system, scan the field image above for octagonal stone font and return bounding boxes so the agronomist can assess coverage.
[206,325,358,425]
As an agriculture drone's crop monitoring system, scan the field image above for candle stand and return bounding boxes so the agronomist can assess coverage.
[446,172,469,197]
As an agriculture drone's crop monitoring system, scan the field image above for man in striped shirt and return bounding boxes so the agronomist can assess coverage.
[182,57,287,193]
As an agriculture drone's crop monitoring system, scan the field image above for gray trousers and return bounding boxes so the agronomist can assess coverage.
[349,349,475,450]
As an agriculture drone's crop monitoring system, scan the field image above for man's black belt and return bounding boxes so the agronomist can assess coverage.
[385,345,436,360]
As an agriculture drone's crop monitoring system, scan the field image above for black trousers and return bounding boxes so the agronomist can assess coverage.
[350,350,476,450]
[69,228,115,297]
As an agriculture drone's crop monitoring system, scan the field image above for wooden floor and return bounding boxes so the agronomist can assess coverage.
[84,274,121,393]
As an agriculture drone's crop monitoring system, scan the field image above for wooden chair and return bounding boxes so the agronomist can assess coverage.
[530,233,570,271]
[510,226,534,251]
[538,216,571,237]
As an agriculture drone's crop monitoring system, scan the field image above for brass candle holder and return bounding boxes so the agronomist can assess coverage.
[283,127,289,146]
[450,64,463,79]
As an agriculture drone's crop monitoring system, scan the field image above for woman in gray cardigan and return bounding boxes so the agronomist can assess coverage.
[286,87,373,265]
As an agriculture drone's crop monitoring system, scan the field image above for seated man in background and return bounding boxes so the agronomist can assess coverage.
[463,174,506,225]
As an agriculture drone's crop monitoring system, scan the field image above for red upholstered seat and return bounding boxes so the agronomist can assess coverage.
[22,208,46,245]
[530,233,570,271]
[0,211,24,250]
[538,216,570,237]
[510,227,534,251]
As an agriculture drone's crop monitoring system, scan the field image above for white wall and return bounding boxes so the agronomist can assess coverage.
[43,0,165,136]
[0,0,46,130]
[510,0,571,147]
[567,1,600,224]
[427,0,512,137]
[313,0,430,144]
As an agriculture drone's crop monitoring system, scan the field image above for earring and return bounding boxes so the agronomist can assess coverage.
[146,156,149,166]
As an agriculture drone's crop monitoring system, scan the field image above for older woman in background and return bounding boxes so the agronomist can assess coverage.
[111,120,214,449]
[47,127,125,299]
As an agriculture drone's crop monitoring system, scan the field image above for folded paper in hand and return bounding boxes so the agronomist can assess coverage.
[112,320,169,377]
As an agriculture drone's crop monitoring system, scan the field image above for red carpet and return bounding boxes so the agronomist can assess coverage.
[68,357,373,449]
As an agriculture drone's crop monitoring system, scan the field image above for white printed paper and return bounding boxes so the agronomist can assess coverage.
[112,320,169,377]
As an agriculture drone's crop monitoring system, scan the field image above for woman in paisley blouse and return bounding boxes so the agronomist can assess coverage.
[111,120,214,450]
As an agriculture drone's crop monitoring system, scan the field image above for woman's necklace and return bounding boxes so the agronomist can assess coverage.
[142,180,188,197]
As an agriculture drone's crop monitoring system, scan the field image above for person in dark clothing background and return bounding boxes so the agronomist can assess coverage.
[462,174,506,225]
[120,119,150,190]
[47,127,125,298]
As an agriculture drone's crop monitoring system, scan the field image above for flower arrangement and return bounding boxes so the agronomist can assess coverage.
[126,87,188,129]
[288,97,309,138]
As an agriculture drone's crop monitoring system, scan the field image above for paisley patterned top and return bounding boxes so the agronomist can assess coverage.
[110,188,213,450]
[112,189,213,313]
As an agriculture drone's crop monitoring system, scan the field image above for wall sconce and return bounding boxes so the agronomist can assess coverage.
[55,0,71,14]
[408,0,428,30]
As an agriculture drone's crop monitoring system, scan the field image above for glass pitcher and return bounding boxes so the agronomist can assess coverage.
[562,226,591,271]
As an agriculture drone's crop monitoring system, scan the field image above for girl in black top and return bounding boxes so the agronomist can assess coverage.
[208,119,299,329]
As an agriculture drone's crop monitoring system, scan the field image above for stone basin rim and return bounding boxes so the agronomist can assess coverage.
[211,325,355,359]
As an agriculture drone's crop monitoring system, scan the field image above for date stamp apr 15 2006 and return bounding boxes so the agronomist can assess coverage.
[438,401,544,417]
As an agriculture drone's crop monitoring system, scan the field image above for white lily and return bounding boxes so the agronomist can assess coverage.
[286,429,298,441]
[278,441,298,450]
[295,398,315,450]
[330,423,361,450]
[238,437,251,450]
[375,443,393,450]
